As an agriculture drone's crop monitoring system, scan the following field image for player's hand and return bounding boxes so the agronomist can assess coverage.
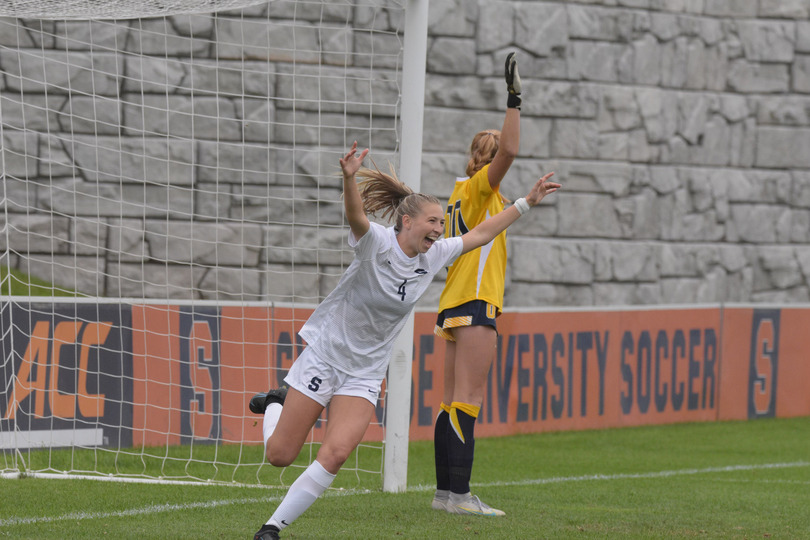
[340,141,369,178]
[525,172,560,206]
[505,52,522,109]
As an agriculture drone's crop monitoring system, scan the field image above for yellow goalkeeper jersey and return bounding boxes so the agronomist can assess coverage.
[438,163,507,314]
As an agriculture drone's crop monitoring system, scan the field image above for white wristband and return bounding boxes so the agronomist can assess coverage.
[514,197,530,215]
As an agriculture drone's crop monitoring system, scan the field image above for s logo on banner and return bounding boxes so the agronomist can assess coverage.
[748,309,780,419]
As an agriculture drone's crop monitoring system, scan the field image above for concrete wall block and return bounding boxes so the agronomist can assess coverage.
[0,50,122,95]
[106,261,202,299]
[186,60,275,99]
[600,86,642,131]
[632,33,662,85]
[568,4,622,42]
[4,214,71,254]
[68,135,195,185]
[515,2,568,57]
[428,0,478,37]
[475,2,513,53]
[122,94,242,141]
[636,87,678,143]
[727,205,789,243]
[231,185,344,227]
[737,20,796,63]
[596,241,659,281]
[107,219,148,262]
[759,0,810,19]
[424,75,497,109]
[2,130,39,177]
[557,193,623,238]
[215,18,319,63]
[145,221,262,266]
[0,18,56,48]
[427,38,477,74]
[73,218,107,256]
[755,127,810,168]
[504,282,595,308]
[39,177,193,219]
[593,282,662,305]
[354,4,404,33]
[569,41,623,82]
[677,93,708,144]
[755,96,810,126]
[0,93,59,133]
[793,55,810,93]
[727,60,790,93]
[197,265,263,301]
[197,141,284,185]
[510,238,595,284]
[754,246,806,290]
[17,254,105,296]
[798,21,810,52]
[274,109,397,148]
[275,64,400,115]
[264,224,352,266]
[791,171,810,208]
[122,55,187,94]
[704,0,758,18]
[56,96,122,136]
[551,119,600,159]
[616,188,662,238]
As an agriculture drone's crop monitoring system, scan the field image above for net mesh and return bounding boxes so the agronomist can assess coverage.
[1,0,405,487]
[1,0,273,20]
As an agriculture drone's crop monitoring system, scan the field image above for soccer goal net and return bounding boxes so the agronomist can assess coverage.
[0,0,422,491]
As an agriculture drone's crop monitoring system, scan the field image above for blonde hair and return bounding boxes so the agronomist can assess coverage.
[355,162,441,232]
[466,129,500,177]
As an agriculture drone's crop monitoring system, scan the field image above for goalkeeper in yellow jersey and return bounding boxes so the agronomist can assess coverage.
[432,52,531,516]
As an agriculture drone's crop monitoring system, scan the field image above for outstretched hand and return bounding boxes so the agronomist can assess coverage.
[340,141,369,179]
[525,172,560,206]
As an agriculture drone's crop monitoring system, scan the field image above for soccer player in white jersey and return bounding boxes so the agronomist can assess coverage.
[250,142,560,540]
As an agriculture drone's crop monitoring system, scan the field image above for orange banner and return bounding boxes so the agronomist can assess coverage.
[7,301,795,449]
[409,307,725,440]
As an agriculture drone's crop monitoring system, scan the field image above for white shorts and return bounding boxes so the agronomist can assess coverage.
[283,347,382,407]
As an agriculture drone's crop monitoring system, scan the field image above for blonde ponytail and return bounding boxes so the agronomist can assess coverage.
[465,129,500,177]
[356,162,440,231]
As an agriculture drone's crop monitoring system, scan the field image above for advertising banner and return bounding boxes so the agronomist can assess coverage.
[3,301,809,448]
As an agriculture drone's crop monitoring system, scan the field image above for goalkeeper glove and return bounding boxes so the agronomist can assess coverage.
[505,52,522,110]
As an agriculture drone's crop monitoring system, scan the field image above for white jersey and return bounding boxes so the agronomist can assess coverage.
[299,222,463,379]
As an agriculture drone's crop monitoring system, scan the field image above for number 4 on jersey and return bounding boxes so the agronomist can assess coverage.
[397,279,407,301]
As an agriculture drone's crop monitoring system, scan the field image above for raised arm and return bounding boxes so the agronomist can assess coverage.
[486,52,522,188]
[460,172,559,255]
[339,141,371,240]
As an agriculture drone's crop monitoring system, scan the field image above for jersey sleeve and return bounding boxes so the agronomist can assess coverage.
[431,236,464,269]
[349,221,389,260]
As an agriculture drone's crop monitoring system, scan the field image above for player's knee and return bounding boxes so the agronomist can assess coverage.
[265,439,296,467]
[315,445,351,473]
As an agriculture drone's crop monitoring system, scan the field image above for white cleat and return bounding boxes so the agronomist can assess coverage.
[446,492,505,516]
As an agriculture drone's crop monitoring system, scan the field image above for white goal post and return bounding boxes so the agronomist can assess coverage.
[0,0,428,493]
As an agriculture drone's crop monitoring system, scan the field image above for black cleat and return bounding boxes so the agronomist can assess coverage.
[249,387,288,415]
[253,523,280,540]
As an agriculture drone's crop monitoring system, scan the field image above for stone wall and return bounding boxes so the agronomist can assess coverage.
[420,0,810,308]
[2,0,810,308]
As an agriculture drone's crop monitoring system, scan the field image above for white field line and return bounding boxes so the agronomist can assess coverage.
[2,461,807,528]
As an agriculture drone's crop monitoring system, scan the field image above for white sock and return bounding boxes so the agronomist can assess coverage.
[267,460,336,530]
[262,402,283,448]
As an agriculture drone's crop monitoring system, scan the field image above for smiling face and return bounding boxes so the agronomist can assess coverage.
[398,201,445,257]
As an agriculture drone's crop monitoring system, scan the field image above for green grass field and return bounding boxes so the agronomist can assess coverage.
[2,416,809,539]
